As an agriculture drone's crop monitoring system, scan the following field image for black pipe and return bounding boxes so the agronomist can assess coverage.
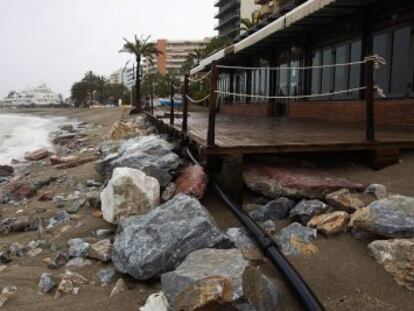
[186,147,325,311]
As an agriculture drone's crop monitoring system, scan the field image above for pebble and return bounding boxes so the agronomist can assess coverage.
[0,286,17,307]
[68,238,90,258]
[96,268,116,287]
[109,278,127,298]
[38,273,57,294]
[66,257,93,268]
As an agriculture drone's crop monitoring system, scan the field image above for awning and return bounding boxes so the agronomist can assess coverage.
[190,0,378,74]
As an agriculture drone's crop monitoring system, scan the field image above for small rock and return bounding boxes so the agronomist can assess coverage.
[139,292,169,311]
[0,165,13,177]
[0,265,6,273]
[27,240,45,250]
[48,251,70,269]
[226,228,265,263]
[85,191,101,209]
[325,189,374,213]
[368,238,414,291]
[96,268,116,287]
[249,197,295,221]
[109,278,127,298]
[68,238,90,258]
[289,199,329,224]
[24,148,49,161]
[0,252,11,264]
[0,286,17,307]
[27,248,43,257]
[86,180,101,188]
[55,279,75,298]
[161,182,176,202]
[95,229,114,238]
[100,167,160,225]
[62,269,88,285]
[66,257,93,268]
[47,211,71,228]
[365,184,388,199]
[259,220,278,237]
[242,266,283,311]
[351,195,414,238]
[38,273,57,294]
[9,243,23,257]
[274,223,318,256]
[174,165,207,199]
[38,192,53,201]
[88,239,112,262]
[50,155,79,165]
[308,211,350,236]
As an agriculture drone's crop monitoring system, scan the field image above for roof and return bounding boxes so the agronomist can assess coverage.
[190,0,379,75]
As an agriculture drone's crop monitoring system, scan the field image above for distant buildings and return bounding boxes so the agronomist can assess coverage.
[142,38,210,79]
[0,84,61,106]
[215,0,260,40]
[109,67,135,90]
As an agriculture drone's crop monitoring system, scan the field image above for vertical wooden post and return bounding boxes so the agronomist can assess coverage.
[182,73,189,132]
[170,82,175,125]
[207,62,218,147]
[365,57,375,142]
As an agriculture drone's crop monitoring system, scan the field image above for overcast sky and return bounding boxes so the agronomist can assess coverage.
[0,0,216,98]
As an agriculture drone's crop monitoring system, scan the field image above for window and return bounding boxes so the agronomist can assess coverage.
[334,44,348,98]
[311,51,322,95]
[278,64,289,96]
[321,48,334,94]
[390,27,411,96]
[373,32,388,93]
[349,40,362,92]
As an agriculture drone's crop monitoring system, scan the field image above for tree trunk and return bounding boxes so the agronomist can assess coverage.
[131,55,142,114]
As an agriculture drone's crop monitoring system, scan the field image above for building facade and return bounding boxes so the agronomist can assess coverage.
[194,0,414,128]
[109,67,135,90]
[142,39,210,78]
[215,0,260,40]
[0,84,61,106]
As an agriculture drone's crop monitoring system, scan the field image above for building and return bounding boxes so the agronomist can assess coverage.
[142,39,210,78]
[109,67,135,90]
[0,84,61,106]
[215,0,260,40]
[193,0,414,128]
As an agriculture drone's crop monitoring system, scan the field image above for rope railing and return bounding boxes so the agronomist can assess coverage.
[215,85,386,100]
[186,94,210,104]
[188,70,211,83]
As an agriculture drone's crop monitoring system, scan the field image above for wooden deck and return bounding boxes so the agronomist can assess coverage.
[147,111,414,156]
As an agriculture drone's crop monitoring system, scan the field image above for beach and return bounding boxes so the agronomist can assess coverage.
[0,107,413,310]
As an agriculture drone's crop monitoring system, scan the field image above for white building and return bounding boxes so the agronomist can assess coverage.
[109,67,135,90]
[0,84,61,106]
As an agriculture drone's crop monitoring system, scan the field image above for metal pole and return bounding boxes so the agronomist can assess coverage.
[182,73,189,132]
[365,57,375,142]
[170,82,175,125]
[207,62,218,147]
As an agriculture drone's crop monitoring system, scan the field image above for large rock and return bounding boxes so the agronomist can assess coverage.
[350,195,414,238]
[100,167,160,224]
[95,135,181,187]
[174,165,207,199]
[108,120,139,141]
[161,248,248,310]
[0,165,13,177]
[307,211,350,236]
[325,189,375,213]
[24,148,49,161]
[88,239,112,262]
[274,222,318,256]
[249,197,295,221]
[368,238,414,291]
[289,199,329,224]
[112,194,229,280]
[226,228,265,263]
[243,164,364,199]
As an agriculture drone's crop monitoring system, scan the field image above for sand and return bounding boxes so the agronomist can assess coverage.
[0,107,413,310]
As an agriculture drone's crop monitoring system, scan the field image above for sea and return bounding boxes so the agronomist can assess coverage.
[0,113,67,165]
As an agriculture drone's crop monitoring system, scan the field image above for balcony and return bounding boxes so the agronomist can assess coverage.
[215,0,240,19]
[215,12,240,31]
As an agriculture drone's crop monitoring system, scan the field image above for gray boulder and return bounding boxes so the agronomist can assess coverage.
[351,195,414,238]
[227,228,265,263]
[274,222,318,256]
[249,197,295,221]
[161,248,248,310]
[68,238,90,258]
[95,135,181,187]
[289,199,329,225]
[112,194,229,280]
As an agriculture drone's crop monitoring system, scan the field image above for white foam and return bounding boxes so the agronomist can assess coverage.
[0,113,71,165]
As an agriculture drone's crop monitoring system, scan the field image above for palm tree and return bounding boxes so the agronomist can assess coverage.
[240,14,261,32]
[119,35,162,113]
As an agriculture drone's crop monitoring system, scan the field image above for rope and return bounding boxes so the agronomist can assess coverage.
[215,86,368,100]
[216,55,386,71]
[186,94,210,104]
[189,70,211,83]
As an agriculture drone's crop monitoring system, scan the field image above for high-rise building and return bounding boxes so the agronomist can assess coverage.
[109,67,135,90]
[215,0,259,40]
[142,38,210,78]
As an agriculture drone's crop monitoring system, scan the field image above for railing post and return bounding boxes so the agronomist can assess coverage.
[182,73,189,132]
[207,61,218,147]
[365,57,375,142]
[150,92,154,115]
[170,82,175,125]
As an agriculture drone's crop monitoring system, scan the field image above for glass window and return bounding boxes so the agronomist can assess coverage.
[349,40,362,97]
[278,64,289,96]
[311,51,322,95]
[290,60,300,96]
[321,48,333,93]
[390,27,411,96]
[373,32,388,93]
[334,44,349,98]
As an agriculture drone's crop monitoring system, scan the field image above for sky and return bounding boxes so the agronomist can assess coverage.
[0,0,216,98]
